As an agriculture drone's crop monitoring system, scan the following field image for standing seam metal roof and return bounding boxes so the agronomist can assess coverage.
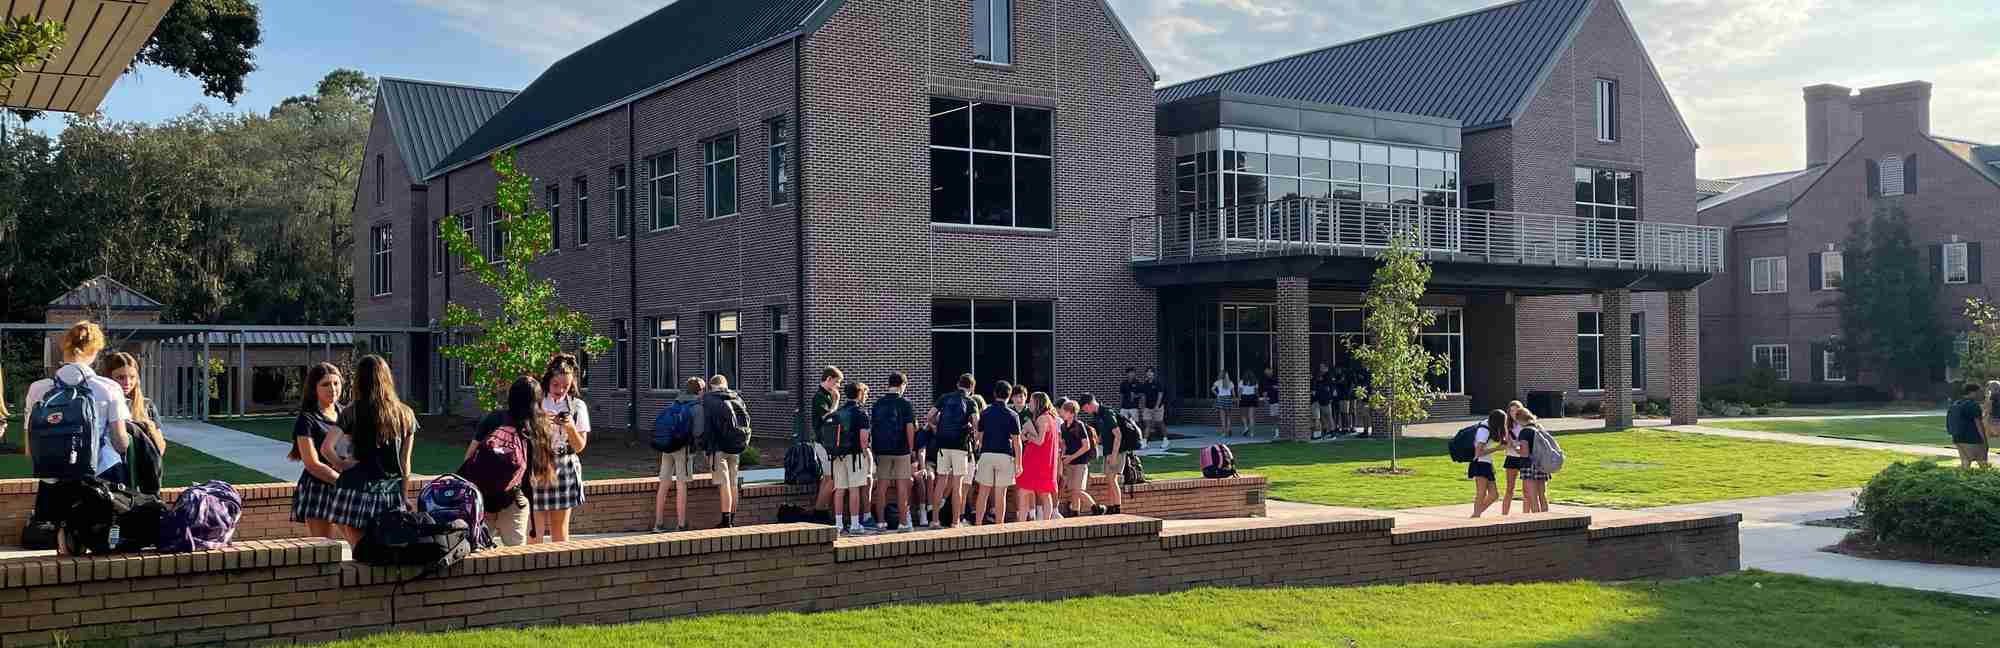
[1154,0,1594,130]
[46,275,164,310]
[378,78,519,181]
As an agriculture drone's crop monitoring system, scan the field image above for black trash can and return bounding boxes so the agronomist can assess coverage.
[1527,391,1565,418]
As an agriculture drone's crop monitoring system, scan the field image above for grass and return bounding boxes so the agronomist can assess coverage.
[210,416,647,481]
[313,571,1995,648]
[1142,429,1918,510]
[1704,416,1952,448]
[0,441,277,486]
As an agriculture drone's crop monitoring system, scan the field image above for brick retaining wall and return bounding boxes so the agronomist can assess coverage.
[0,510,1739,646]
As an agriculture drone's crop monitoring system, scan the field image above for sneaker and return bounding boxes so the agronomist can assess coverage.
[1161,440,1171,451]
[1090,504,1110,516]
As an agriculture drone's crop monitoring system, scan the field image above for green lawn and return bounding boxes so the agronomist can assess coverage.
[1144,430,1918,510]
[1706,416,1952,448]
[0,442,276,486]
[210,416,644,481]
[315,572,1994,648]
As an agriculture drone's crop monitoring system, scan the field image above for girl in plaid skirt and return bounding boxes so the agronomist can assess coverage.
[288,363,345,539]
[529,353,591,543]
[322,355,417,546]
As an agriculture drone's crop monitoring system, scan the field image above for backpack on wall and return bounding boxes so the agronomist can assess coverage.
[651,400,697,454]
[783,442,822,486]
[29,375,100,480]
[1448,424,1482,463]
[701,391,753,455]
[420,474,492,551]
[1117,414,1145,452]
[157,480,242,553]
[355,509,472,572]
[456,426,527,513]
[1200,444,1237,479]
[1529,426,1566,474]
[62,480,162,555]
[1121,452,1147,486]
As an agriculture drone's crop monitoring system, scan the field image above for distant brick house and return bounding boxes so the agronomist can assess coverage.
[355,0,1720,435]
[1697,81,2000,388]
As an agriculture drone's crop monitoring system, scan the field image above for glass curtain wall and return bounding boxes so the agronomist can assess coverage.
[1173,129,1460,247]
[1179,303,1464,399]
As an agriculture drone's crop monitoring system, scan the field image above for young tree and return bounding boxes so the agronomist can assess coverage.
[439,150,610,412]
[1958,297,2000,384]
[1832,207,1947,397]
[1351,233,1450,471]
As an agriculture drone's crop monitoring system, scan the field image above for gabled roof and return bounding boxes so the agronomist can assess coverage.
[1158,0,1682,138]
[1695,178,1738,197]
[47,276,163,311]
[1695,167,1826,212]
[378,78,519,181]
[1930,135,2000,187]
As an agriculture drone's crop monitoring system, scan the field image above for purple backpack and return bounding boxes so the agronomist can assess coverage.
[420,475,491,549]
[158,481,242,552]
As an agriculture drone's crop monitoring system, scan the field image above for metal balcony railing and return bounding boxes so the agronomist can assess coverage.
[1128,197,1726,274]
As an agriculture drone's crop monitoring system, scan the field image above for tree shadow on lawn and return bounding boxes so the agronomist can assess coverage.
[1530,571,1998,648]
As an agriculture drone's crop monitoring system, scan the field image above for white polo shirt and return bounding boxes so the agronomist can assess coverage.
[24,362,133,474]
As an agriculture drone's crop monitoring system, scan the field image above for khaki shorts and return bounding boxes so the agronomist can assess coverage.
[1105,452,1128,480]
[830,454,870,490]
[875,454,913,481]
[492,491,529,546]
[1063,464,1090,491]
[810,443,832,479]
[1119,408,1141,425]
[975,453,1017,488]
[658,449,693,482]
[711,453,741,488]
[1957,442,1990,463]
[1313,403,1336,422]
[936,449,973,477]
[1143,407,1165,423]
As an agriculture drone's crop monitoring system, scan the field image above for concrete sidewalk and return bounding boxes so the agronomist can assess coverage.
[160,419,298,482]
[1667,424,1956,458]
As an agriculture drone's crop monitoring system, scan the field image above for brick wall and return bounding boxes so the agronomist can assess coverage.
[353,94,427,328]
[0,511,1739,646]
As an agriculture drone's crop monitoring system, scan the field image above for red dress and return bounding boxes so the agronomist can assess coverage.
[1017,412,1061,494]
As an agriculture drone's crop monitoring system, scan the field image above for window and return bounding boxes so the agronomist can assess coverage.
[1823,348,1845,382]
[1594,79,1618,142]
[930,298,1055,397]
[1466,183,1496,211]
[430,220,444,275]
[459,214,475,270]
[1878,156,1905,197]
[612,165,631,238]
[1574,166,1638,221]
[1578,313,1601,391]
[769,118,791,205]
[1944,242,1970,284]
[1753,345,1790,381]
[648,318,678,390]
[374,154,384,204]
[611,320,629,389]
[1819,251,1842,290]
[573,177,590,246]
[482,204,505,263]
[929,98,1054,229]
[770,307,791,392]
[708,311,740,382]
[1630,312,1646,390]
[649,152,677,230]
[1173,128,1462,238]
[369,225,393,296]
[1750,256,1787,294]
[972,0,1012,64]
[547,185,562,249]
[705,134,739,219]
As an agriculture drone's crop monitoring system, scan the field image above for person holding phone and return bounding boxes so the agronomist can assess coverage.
[530,353,590,543]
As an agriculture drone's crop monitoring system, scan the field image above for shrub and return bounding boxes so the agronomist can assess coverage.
[1563,400,1582,417]
[1580,400,1602,415]
[1855,461,2000,559]
[740,445,763,467]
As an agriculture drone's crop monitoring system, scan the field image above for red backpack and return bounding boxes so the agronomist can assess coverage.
[456,425,527,512]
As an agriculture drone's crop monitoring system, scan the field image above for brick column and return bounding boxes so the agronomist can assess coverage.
[1668,289,1700,425]
[1276,277,1313,440]
[1600,289,1633,429]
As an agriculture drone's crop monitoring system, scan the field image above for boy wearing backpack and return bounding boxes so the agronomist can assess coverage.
[826,382,873,534]
[925,374,978,529]
[869,373,917,531]
[699,374,753,528]
[652,377,706,532]
[810,367,843,521]
[1078,394,1126,514]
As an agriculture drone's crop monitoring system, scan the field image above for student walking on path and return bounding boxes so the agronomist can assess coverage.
[289,363,345,540]
[22,322,132,556]
[530,353,590,543]
[321,355,417,546]
[1950,383,1988,468]
[1212,371,1236,437]
[100,352,165,495]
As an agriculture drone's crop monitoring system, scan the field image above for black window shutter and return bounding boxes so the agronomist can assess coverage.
[1930,244,1944,283]
[1809,253,1823,291]
[1971,242,1983,284]
[1866,159,1880,197]
[1810,342,1825,383]
[1905,153,1919,194]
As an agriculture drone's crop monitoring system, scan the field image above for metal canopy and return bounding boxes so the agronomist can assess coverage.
[1,0,177,114]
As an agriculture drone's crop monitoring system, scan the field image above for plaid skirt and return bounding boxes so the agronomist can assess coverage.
[529,454,586,511]
[290,475,339,523]
[325,479,405,529]
[1522,468,1553,481]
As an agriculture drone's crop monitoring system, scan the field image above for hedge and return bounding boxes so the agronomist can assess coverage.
[1854,461,2000,558]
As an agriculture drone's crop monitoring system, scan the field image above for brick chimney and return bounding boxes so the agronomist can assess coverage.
[1853,80,1932,140]
[1803,84,1858,167]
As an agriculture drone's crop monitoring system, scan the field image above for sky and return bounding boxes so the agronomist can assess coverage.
[51,0,2000,179]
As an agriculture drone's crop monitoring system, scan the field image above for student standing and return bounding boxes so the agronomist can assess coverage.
[1949,383,1988,469]
[321,355,417,546]
[699,374,752,528]
[1258,368,1281,438]
[1016,393,1062,522]
[1468,410,1508,518]
[22,322,131,556]
[1117,368,1144,449]
[1514,407,1551,513]
[100,352,165,494]
[869,373,917,531]
[1057,399,1102,516]
[1310,364,1336,440]
[653,377,705,533]
[925,374,978,529]
[1141,368,1168,451]
[1501,400,1529,515]
[289,363,345,540]
[530,354,590,543]
[1080,394,1125,515]
[810,367,843,520]
[472,377,546,546]
[826,382,873,534]
[1211,371,1236,437]
[1237,374,1260,435]
[971,382,1021,526]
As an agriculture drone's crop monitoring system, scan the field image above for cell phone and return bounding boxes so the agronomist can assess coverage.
[554,411,571,422]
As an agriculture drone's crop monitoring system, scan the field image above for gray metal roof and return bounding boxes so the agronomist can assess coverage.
[46,275,163,310]
[197,332,356,346]
[1695,167,1825,212]
[1695,178,1739,196]
[1739,206,1788,227]
[378,78,519,181]
[1154,0,1595,131]
[1931,135,2000,187]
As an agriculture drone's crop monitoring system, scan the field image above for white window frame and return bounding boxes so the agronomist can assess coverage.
[1944,242,1970,284]
[1750,256,1787,294]
[972,0,1012,64]
[1594,79,1618,142]
[648,318,677,391]
[1879,156,1905,197]
[708,310,741,380]
[1821,251,1843,290]
[1753,344,1790,381]
[768,118,791,206]
[1823,348,1845,382]
[369,225,393,297]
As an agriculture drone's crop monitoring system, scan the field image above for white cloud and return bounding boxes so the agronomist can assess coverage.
[402,0,651,65]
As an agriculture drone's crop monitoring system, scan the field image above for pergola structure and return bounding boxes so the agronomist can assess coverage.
[1,0,177,113]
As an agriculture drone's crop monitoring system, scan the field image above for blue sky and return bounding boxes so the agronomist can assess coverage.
[53,0,2000,179]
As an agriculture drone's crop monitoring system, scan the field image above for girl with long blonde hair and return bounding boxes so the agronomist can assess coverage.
[23,321,132,555]
[98,352,165,494]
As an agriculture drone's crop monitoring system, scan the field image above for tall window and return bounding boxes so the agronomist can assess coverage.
[482,204,505,263]
[770,307,791,392]
[1943,242,1970,284]
[1171,128,1461,224]
[374,154,384,204]
[369,225,392,296]
[705,134,739,219]
[972,0,1012,64]
[930,98,1054,229]
[612,319,629,389]
[1594,79,1618,142]
[1753,344,1790,381]
[1814,250,1842,290]
[430,220,444,275]
[648,318,677,390]
[1630,312,1646,390]
[612,165,631,238]
[573,177,590,246]
[1749,256,1787,294]
[708,311,741,381]
[1577,313,1601,391]
[1466,183,1495,211]
[769,118,792,205]
[547,185,562,249]
[1823,347,1845,382]
[648,152,677,230]
[1574,167,1637,221]
[459,214,475,270]
[930,298,1055,397]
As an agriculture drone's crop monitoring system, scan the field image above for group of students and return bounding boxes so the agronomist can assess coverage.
[1211,363,1374,439]
[1466,400,1554,517]
[6,322,168,555]
[1945,381,2000,469]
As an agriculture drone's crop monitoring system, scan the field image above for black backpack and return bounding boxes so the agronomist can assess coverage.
[824,404,865,458]
[783,442,822,486]
[1121,452,1147,487]
[355,509,472,571]
[29,374,100,480]
[126,421,164,495]
[870,395,912,455]
[1118,415,1145,451]
[1448,424,1482,463]
[700,391,753,455]
[934,391,974,451]
[60,479,163,554]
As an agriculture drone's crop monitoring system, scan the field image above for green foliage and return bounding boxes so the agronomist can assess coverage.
[1957,297,2000,385]
[135,0,261,103]
[1350,234,1448,467]
[0,16,64,94]
[206,357,226,400]
[1834,207,1948,395]
[1856,461,2000,559]
[439,150,611,412]
[1703,380,1892,407]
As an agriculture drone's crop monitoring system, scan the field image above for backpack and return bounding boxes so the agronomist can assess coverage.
[934,391,974,451]
[126,421,164,495]
[651,400,697,454]
[355,509,472,571]
[1121,452,1147,490]
[701,391,753,455]
[1448,424,1482,463]
[420,475,493,551]
[456,426,527,513]
[776,503,813,523]
[62,479,162,554]
[157,480,242,553]
[1117,414,1145,452]
[1200,444,1237,479]
[870,396,912,455]
[783,441,822,486]
[29,374,100,480]
[824,405,865,458]
[1529,426,1566,474]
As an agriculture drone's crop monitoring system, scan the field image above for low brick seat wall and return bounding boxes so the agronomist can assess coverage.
[0,509,1740,647]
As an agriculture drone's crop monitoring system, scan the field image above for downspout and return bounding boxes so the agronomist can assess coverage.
[627,103,640,439]
[793,35,810,421]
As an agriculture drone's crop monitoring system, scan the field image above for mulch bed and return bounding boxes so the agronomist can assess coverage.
[1803,515,1864,530]
[1825,531,2000,568]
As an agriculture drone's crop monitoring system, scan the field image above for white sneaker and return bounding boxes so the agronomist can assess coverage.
[1161,440,1171,451]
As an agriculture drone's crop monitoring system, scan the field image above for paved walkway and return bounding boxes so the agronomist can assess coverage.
[1666,424,1955,458]
[160,419,298,482]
